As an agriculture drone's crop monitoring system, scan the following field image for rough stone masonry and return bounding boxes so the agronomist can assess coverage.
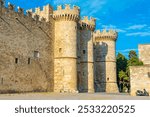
[130,44,150,96]
[0,1,119,93]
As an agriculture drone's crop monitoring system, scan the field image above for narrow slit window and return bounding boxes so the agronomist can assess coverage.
[1,78,3,85]
[28,58,31,64]
[34,51,39,58]
[148,72,150,78]
[83,72,84,76]
[107,77,109,81]
[59,48,62,53]
[15,58,19,64]
[75,26,77,30]
[83,50,86,54]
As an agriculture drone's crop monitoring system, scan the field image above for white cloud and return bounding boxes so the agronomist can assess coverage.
[116,29,126,33]
[80,0,106,16]
[127,24,147,30]
[126,32,150,36]
[117,49,137,53]
[116,49,138,56]
[95,17,100,21]
[102,24,116,29]
[44,0,53,4]
[47,0,106,16]
[52,0,78,5]
[102,24,126,33]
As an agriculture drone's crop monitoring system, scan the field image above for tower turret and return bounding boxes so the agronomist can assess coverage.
[78,16,96,92]
[53,4,80,93]
[94,29,118,93]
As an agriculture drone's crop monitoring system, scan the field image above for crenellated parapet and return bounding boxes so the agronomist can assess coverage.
[0,2,51,33]
[79,16,96,31]
[94,29,118,41]
[53,4,80,22]
[26,4,53,22]
[2,2,25,16]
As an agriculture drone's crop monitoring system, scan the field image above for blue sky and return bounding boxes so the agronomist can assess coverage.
[5,0,150,57]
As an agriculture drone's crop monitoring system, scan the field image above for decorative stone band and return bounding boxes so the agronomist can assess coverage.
[53,4,80,22]
[94,29,118,41]
[79,16,96,31]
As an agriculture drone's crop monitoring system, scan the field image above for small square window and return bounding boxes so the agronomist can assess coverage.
[34,51,39,58]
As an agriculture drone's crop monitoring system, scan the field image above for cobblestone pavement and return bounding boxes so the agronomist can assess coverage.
[0,92,150,100]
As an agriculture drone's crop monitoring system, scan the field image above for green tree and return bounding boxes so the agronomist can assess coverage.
[118,70,129,92]
[128,50,137,59]
[116,50,143,93]
[117,53,127,72]
[118,70,129,81]
[116,53,128,92]
[126,50,143,76]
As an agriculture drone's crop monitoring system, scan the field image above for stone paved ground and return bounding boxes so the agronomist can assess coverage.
[0,93,150,100]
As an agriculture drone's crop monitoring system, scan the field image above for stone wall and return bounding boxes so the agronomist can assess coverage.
[139,44,150,65]
[130,66,150,96]
[0,7,54,93]
[78,16,95,93]
[0,3,120,94]
[79,30,94,92]
[94,38,118,93]
[54,20,78,93]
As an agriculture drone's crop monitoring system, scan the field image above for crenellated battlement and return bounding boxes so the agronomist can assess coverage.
[26,4,53,22]
[94,29,118,41]
[79,16,96,31]
[1,2,26,15]
[53,4,80,22]
[0,2,51,30]
[0,1,119,94]
[26,4,53,14]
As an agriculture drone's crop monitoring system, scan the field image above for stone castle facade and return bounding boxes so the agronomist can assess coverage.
[0,1,118,93]
[130,44,150,96]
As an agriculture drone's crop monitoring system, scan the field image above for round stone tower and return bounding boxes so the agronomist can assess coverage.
[79,16,96,93]
[94,29,118,93]
[53,4,80,93]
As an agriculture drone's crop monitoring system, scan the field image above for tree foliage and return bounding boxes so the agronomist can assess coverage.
[116,50,143,92]
[128,50,137,59]
[116,53,127,72]
[118,70,129,81]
